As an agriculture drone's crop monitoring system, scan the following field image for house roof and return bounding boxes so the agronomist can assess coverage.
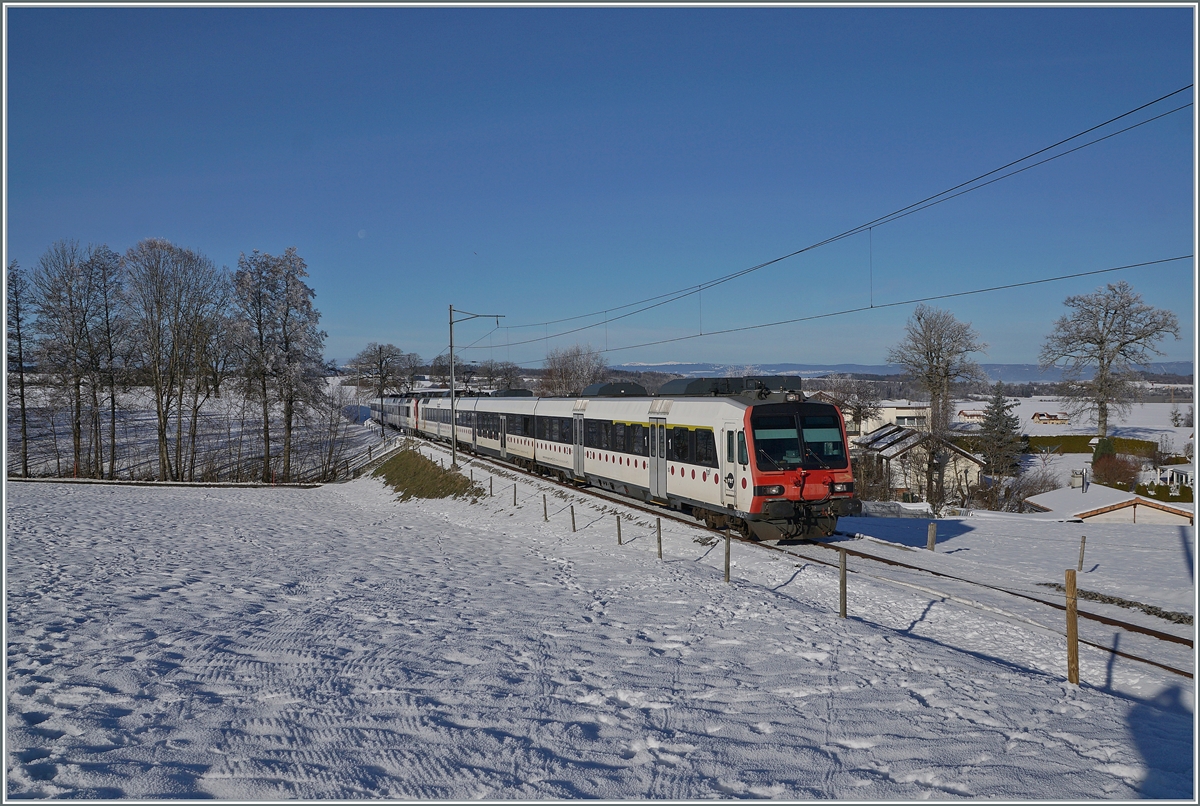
[853,424,986,465]
[1025,482,1193,520]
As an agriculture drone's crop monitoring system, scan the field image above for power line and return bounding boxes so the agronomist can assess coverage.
[481,85,1192,347]
[501,255,1192,366]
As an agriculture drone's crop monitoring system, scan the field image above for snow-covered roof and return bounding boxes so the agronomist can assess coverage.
[853,424,985,465]
[1025,482,1193,520]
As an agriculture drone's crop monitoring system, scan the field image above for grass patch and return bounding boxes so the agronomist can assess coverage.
[372,448,483,502]
[1025,435,1158,455]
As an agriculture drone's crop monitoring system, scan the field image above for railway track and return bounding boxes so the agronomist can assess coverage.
[408,434,1195,681]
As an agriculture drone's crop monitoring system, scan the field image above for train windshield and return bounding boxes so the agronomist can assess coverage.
[750,412,848,470]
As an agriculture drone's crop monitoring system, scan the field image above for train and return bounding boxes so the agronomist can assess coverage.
[368,376,861,540]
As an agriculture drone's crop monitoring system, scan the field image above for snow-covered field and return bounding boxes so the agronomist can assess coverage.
[6,451,1194,800]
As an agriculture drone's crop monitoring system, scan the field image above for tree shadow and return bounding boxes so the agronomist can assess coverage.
[1127,685,1194,798]
[1178,525,1193,585]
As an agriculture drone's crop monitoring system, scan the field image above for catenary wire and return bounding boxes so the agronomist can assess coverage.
[497,255,1192,366]
[490,85,1193,336]
[472,101,1192,353]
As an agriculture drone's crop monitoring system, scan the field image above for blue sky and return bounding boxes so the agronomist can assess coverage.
[5,6,1195,370]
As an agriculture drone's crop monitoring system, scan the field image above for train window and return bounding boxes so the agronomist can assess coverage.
[523,417,532,436]
[800,414,849,469]
[630,424,646,456]
[695,429,718,468]
[671,427,690,463]
[561,418,573,443]
[612,423,626,453]
[738,431,748,465]
[649,425,656,457]
[727,431,735,463]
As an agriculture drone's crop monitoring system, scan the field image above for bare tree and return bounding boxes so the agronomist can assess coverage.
[32,240,93,477]
[822,374,882,435]
[348,342,405,437]
[396,351,424,391]
[125,239,223,481]
[537,344,606,397]
[1039,281,1180,437]
[430,354,451,386]
[7,260,35,476]
[886,304,986,510]
[495,360,524,391]
[80,246,130,479]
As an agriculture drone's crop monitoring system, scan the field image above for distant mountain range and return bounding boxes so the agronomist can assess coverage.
[613,362,1194,383]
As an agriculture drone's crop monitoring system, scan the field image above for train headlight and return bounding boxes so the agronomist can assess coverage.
[831,482,854,494]
[785,392,802,402]
[754,485,785,496]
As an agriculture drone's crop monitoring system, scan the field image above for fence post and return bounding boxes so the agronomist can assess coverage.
[656,517,662,559]
[1066,568,1079,685]
[724,528,731,583]
[514,483,517,506]
[490,476,493,497]
[927,522,937,552]
[571,505,576,532]
[1077,535,1086,573]
[839,549,847,618]
[470,468,473,482]
[543,494,548,522]
[616,516,622,545]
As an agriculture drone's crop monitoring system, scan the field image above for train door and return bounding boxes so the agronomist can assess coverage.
[722,421,739,507]
[649,416,668,501]
[499,415,508,459]
[573,413,585,479]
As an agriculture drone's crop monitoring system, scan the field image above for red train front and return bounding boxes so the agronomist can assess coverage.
[739,397,860,540]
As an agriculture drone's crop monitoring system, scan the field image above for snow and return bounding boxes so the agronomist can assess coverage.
[6,449,1195,799]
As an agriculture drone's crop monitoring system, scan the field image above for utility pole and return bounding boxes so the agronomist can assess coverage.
[449,305,503,469]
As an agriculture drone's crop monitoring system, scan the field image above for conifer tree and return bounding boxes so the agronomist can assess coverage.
[977,382,1023,480]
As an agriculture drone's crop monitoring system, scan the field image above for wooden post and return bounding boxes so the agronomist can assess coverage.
[470,468,473,482]
[927,522,937,552]
[513,483,517,506]
[839,549,847,618]
[543,494,548,522]
[1066,568,1079,685]
[1077,535,1086,573]
[616,516,622,545]
[656,517,662,559]
[724,528,731,583]
[490,477,493,497]
[571,505,576,532]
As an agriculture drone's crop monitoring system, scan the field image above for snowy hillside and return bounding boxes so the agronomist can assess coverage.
[6,454,1193,799]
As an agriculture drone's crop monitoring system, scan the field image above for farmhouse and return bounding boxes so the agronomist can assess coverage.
[1030,411,1071,425]
[1025,483,1193,525]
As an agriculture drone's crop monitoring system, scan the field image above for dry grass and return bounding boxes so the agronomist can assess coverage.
[372,448,483,502]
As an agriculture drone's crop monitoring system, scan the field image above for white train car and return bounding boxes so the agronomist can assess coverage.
[370,377,859,538]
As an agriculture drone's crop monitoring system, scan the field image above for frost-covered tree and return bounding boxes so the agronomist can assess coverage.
[1039,281,1179,437]
[823,374,883,435]
[233,247,326,482]
[537,344,606,397]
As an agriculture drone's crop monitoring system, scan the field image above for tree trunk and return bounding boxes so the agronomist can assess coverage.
[260,375,272,483]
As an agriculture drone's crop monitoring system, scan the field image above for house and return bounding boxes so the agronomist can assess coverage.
[1025,483,1193,525]
[957,409,987,423]
[853,424,986,503]
[1031,411,1070,425]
